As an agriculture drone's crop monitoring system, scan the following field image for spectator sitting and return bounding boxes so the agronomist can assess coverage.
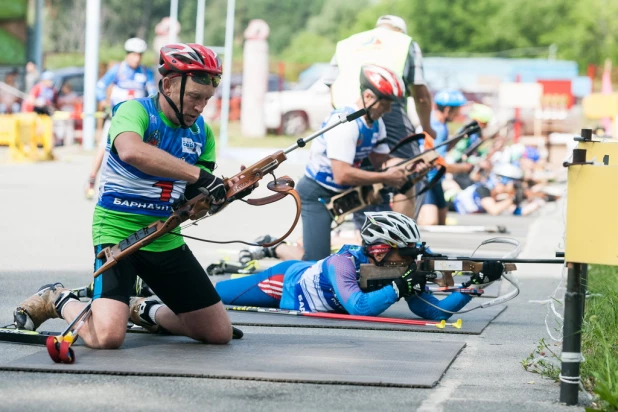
[22,71,57,116]
[54,83,81,146]
[451,163,544,217]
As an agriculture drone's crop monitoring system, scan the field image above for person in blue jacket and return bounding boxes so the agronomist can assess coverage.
[85,37,157,199]
[216,211,504,321]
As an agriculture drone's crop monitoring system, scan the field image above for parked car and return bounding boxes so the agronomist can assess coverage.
[51,66,85,97]
[263,64,333,136]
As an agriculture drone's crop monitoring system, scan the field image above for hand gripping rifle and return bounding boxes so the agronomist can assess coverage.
[323,121,481,226]
[93,108,367,278]
[359,237,564,314]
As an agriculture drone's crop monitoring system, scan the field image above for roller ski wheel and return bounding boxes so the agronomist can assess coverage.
[46,336,61,363]
[58,340,76,364]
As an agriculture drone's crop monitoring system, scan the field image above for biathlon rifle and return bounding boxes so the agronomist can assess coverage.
[93,108,367,278]
[323,121,481,226]
[360,237,563,295]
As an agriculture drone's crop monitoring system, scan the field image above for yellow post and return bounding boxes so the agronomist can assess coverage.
[35,114,55,160]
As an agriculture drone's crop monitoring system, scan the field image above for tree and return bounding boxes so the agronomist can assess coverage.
[279,31,335,64]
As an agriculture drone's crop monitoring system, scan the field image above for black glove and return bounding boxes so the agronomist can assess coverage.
[473,261,504,285]
[392,267,427,299]
[462,120,481,135]
[514,183,525,206]
[186,169,227,204]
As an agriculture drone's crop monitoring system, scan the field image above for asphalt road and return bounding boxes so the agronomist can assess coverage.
[0,147,583,411]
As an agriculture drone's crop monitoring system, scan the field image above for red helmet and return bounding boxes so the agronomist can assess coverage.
[359,65,405,101]
[158,43,222,77]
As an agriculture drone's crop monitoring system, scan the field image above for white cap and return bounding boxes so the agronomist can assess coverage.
[376,15,408,34]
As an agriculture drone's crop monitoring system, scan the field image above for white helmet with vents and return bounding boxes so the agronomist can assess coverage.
[360,211,421,247]
[124,37,148,54]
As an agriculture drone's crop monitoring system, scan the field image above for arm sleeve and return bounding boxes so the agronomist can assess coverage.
[325,255,398,316]
[108,100,149,147]
[324,118,360,164]
[196,124,217,173]
[145,68,157,96]
[96,65,119,101]
[405,291,472,321]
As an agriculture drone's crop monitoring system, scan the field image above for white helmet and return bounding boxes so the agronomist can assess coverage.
[360,211,421,248]
[124,37,148,54]
[492,163,524,180]
[376,15,408,34]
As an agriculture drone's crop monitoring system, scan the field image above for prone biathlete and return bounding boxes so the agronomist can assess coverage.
[217,211,504,321]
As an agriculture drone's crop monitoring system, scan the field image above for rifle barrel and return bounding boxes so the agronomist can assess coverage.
[449,258,564,264]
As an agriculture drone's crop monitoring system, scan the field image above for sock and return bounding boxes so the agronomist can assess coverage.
[56,291,79,319]
[147,303,163,325]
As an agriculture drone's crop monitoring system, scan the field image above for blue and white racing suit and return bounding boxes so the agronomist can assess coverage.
[96,61,157,148]
[216,245,472,321]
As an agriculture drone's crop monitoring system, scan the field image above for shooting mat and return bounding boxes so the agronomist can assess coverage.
[0,333,465,388]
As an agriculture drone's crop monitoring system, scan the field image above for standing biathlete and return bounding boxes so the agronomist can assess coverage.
[239,65,410,263]
[218,212,504,321]
[327,15,436,219]
[14,43,238,348]
[85,37,157,200]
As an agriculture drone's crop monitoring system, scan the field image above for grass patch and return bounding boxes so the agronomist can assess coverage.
[581,265,618,410]
[523,265,618,410]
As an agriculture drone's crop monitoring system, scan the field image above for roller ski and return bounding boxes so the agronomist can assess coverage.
[238,234,280,264]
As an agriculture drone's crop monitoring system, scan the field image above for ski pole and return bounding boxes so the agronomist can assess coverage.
[226,306,462,329]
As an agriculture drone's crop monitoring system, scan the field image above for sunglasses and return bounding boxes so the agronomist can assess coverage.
[169,73,221,87]
[188,73,221,87]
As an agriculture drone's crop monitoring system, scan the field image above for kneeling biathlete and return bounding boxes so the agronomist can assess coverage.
[216,211,504,321]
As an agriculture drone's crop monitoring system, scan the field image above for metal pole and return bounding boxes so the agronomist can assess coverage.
[219,0,235,151]
[559,262,584,405]
[580,264,588,314]
[195,0,205,44]
[82,0,101,151]
[33,0,44,68]
[169,0,179,43]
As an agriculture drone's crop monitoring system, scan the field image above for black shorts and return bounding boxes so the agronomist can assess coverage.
[421,181,447,209]
[92,243,220,314]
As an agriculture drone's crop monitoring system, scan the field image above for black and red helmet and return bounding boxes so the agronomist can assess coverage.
[359,64,405,101]
[158,43,222,78]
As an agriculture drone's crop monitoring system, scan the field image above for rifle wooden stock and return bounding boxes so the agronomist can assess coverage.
[224,150,288,200]
[324,151,440,225]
